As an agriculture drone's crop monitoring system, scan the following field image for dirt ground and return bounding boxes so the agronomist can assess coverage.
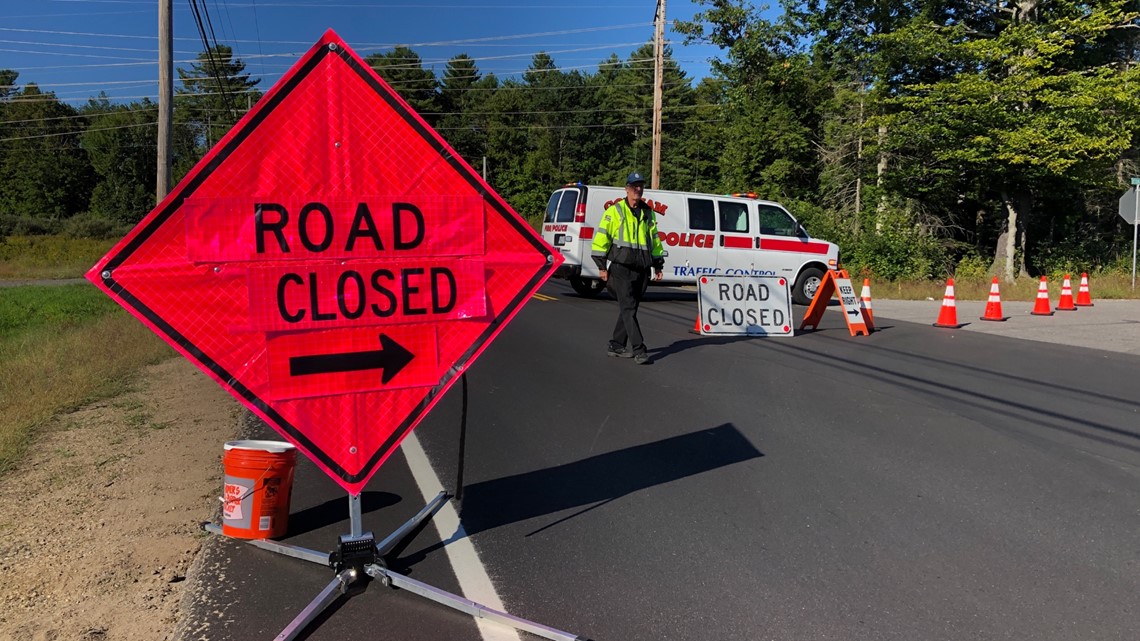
[0,358,241,641]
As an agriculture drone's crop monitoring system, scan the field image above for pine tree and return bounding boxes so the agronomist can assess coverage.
[175,45,261,153]
[364,46,440,125]
[0,81,94,231]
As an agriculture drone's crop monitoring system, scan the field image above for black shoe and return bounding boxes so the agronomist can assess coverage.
[633,352,651,365]
[607,346,633,358]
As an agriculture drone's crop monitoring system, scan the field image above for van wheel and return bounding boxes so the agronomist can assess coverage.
[793,267,824,306]
[570,276,606,298]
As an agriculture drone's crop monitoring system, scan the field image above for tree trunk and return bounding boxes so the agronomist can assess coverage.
[855,86,865,218]
[992,190,1029,282]
[875,123,888,232]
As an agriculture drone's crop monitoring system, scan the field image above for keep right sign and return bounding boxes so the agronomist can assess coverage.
[697,275,794,336]
[798,269,871,336]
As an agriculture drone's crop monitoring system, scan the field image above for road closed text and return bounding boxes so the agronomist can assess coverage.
[697,275,793,336]
[178,197,490,331]
[247,260,486,332]
[183,196,486,262]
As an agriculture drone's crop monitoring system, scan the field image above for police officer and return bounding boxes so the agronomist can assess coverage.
[591,172,665,364]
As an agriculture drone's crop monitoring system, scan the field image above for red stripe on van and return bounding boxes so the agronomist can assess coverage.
[721,236,752,249]
[579,227,594,240]
[760,238,830,254]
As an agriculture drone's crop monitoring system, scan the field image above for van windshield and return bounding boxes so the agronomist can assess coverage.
[544,189,579,223]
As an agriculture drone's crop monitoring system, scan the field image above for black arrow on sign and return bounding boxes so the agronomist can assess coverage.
[289,333,414,384]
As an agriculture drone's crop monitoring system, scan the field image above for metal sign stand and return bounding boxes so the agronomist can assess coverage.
[203,492,587,641]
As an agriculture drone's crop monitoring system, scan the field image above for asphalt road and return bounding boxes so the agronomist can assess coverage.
[179,281,1140,641]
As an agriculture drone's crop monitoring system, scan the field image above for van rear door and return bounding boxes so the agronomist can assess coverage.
[541,187,584,268]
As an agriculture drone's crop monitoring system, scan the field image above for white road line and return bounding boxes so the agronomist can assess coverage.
[401,432,521,641]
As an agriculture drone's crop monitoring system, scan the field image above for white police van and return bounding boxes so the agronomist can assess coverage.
[541,184,841,305]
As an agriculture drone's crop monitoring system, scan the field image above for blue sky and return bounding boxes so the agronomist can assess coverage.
[0,0,732,105]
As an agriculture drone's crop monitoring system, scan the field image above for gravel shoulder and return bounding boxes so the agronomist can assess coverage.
[0,358,241,641]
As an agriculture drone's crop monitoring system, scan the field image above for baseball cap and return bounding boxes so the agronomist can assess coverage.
[626,172,646,185]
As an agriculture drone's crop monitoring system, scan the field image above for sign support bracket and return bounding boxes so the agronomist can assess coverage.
[349,492,362,537]
[204,490,587,641]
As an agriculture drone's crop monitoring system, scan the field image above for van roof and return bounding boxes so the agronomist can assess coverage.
[560,184,785,207]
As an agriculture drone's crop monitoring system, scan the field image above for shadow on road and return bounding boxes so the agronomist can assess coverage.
[285,490,401,537]
[650,334,758,362]
[394,424,762,568]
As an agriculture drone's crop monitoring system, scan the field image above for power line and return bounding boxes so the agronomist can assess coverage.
[186,0,242,118]
[0,23,654,47]
[0,120,154,143]
[3,48,700,96]
[0,115,723,145]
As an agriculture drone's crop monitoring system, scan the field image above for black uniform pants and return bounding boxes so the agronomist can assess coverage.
[607,263,649,355]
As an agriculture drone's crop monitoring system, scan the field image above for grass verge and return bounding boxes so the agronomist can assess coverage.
[865,273,1139,301]
[0,235,116,280]
[0,286,173,475]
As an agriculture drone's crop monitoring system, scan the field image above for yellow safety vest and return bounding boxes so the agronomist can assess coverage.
[590,199,665,270]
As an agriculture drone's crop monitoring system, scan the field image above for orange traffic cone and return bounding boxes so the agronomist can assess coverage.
[979,276,1008,321]
[690,313,702,334]
[859,278,875,330]
[1075,272,1094,306]
[1030,276,1054,316]
[933,278,965,328]
[1056,274,1077,311]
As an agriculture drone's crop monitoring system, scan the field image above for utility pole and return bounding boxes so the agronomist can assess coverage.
[651,0,665,189]
[157,0,173,202]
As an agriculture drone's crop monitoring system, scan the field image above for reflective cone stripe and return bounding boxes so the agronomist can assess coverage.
[980,276,1008,321]
[1056,274,1077,311]
[1030,276,1054,316]
[1076,272,1094,306]
[933,278,964,328]
[860,278,875,329]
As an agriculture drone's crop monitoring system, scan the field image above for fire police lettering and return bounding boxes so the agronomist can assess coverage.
[660,232,714,248]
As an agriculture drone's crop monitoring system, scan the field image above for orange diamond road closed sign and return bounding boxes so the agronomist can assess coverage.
[86,30,562,494]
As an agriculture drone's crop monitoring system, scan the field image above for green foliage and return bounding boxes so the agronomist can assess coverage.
[844,205,945,280]
[955,254,990,280]
[81,97,162,226]
[60,212,132,240]
[0,82,95,223]
[0,235,115,278]
[436,55,494,163]
[0,284,117,342]
[0,215,56,236]
[176,45,261,152]
[1034,229,1114,277]
[781,197,848,248]
[364,47,440,124]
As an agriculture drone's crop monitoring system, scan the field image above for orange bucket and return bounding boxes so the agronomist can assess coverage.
[221,440,297,539]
